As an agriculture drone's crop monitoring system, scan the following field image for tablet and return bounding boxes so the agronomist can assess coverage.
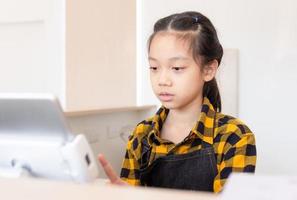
[0,93,99,182]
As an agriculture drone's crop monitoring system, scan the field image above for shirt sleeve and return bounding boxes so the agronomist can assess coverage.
[120,134,141,186]
[213,125,257,193]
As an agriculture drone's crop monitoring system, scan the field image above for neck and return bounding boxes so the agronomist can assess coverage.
[166,96,203,127]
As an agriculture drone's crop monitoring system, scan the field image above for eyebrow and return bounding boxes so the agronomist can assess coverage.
[148,56,190,62]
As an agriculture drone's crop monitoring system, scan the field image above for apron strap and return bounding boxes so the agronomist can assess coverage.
[140,136,152,170]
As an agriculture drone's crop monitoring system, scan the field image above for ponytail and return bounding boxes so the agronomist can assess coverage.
[203,78,221,112]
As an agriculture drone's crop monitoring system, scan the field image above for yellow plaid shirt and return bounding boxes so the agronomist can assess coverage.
[120,97,256,193]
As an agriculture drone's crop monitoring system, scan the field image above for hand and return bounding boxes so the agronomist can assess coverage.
[97,154,128,185]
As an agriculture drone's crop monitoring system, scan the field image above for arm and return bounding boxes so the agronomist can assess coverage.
[213,128,257,193]
[120,137,141,185]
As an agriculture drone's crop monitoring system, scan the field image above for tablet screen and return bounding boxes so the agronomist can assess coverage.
[0,94,74,143]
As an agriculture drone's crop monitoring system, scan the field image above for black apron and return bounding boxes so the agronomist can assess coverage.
[139,138,218,192]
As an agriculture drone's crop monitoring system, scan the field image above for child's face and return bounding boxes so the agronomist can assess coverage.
[148,33,207,110]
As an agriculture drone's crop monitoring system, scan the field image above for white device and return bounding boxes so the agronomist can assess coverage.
[0,93,99,183]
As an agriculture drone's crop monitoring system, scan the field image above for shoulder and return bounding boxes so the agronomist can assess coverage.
[214,112,255,145]
[130,117,154,139]
[125,116,155,152]
[214,113,256,170]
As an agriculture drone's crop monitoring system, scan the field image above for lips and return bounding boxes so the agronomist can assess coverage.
[158,92,174,102]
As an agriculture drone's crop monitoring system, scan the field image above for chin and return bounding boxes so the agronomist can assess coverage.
[160,101,179,109]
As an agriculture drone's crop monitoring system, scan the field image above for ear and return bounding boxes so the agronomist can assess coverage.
[202,60,218,82]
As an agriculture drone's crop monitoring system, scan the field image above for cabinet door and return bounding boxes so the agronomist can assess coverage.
[0,0,64,102]
[65,0,136,111]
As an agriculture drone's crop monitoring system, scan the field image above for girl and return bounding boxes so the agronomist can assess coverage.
[98,11,256,193]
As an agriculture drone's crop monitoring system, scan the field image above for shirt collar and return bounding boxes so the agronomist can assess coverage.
[147,97,217,145]
[191,97,216,145]
[147,106,169,145]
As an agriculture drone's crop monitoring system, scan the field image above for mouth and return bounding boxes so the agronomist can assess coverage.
[158,92,174,102]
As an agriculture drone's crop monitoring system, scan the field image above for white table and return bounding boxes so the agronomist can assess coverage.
[0,177,218,200]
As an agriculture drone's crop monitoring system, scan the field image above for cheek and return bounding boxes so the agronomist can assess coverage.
[175,74,204,96]
[150,73,156,84]
[176,72,204,87]
[150,74,158,91]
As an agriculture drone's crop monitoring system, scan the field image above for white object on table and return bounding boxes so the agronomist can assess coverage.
[221,173,297,200]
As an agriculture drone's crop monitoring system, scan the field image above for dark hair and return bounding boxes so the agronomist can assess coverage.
[148,11,223,112]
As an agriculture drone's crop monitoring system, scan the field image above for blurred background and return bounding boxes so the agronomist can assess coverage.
[0,0,296,177]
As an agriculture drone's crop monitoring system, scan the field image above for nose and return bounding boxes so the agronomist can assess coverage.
[158,69,172,86]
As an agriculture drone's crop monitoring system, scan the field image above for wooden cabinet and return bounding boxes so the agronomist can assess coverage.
[65,0,137,111]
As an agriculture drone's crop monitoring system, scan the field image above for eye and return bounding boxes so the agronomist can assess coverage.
[149,66,158,71]
[172,67,185,71]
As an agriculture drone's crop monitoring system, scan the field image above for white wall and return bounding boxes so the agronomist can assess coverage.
[140,0,297,175]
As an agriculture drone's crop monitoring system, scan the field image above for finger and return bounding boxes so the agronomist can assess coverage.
[98,154,120,183]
